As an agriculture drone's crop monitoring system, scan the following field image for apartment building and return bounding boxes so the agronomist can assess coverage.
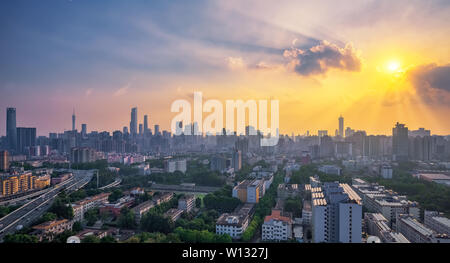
[364,213,410,243]
[216,203,255,239]
[311,181,362,243]
[424,210,450,236]
[178,194,196,212]
[262,209,292,241]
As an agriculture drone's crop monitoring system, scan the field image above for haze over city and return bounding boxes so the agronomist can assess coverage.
[1,0,450,136]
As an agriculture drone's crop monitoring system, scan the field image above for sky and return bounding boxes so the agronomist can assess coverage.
[0,0,449,136]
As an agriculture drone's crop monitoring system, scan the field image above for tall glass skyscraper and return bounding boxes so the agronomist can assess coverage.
[130,107,138,136]
[339,115,344,138]
[6,107,17,152]
[392,122,409,161]
[144,115,149,134]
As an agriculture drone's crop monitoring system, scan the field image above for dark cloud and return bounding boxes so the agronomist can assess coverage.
[283,40,362,76]
[407,63,450,104]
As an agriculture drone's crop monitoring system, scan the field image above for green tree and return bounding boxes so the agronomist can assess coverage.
[117,207,136,229]
[100,235,117,243]
[85,208,99,226]
[3,234,38,243]
[81,235,101,243]
[108,189,123,203]
[72,221,83,232]
[48,197,74,219]
[140,212,174,234]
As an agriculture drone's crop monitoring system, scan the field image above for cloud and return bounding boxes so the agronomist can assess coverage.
[407,63,450,104]
[226,57,245,70]
[113,84,131,96]
[283,40,362,76]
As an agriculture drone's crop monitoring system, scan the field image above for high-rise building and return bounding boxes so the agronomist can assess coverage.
[311,181,362,243]
[232,149,242,171]
[338,115,344,138]
[154,125,160,136]
[143,115,149,134]
[318,130,328,137]
[71,147,97,164]
[81,124,87,137]
[139,124,143,135]
[6,107,17,152]
[0,150,9,171]
[72,108,76,131]
[123,126,128,134]
[392,122,409,161]
[16,127,36,154]
[130,107,138,136]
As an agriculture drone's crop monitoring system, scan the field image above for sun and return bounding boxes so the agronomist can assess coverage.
[382,59,405,77]
[387,60,401,72]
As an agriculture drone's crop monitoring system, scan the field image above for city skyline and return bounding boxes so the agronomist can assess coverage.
[1,106,447,138]
[1,1,450,136]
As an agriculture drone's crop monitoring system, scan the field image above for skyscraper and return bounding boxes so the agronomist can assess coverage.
[339,115,344,138]
[130,107,137,136]
[154,124,160,136]
[6,107,17,152]
[311,181,362,243]
[16,127,36,154]
[392,122,409,161]
[0,150,9,171]
[81,124,87,137]
[72,108,76,131]
[139,124,143,135]
[232,149,242,171]
[144,115,149,134]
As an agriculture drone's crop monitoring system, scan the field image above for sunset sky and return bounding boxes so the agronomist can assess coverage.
[1,0,449,136]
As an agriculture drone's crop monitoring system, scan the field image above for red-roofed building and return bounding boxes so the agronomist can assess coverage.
[262,209,292,241]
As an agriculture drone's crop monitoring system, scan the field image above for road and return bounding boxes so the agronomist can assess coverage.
[0,170,94,242]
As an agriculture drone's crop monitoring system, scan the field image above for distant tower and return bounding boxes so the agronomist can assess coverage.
[339,115,344,138]
[130,107,137,136]
[139,124,143,135]
[6,107,17,152]
[81,124,87,136]
[154,125,160,136]
[72,108,76,131]
[144,115,149,134]
[392,122,409,161]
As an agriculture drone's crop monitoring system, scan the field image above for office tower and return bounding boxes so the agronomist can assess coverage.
[144,115,149,134]
[392,122,409,161]
[130,107,137,136]
[72,108,76,131]
[345,127,355,138]
[123,126,129,134]
[409,128,431,137]
[154,124,160,136]
[0,150,9,171]
[318,130,328,137]
[16,127,36,154]
[311,181,362,243]
[81,124,87,137]
[232,149,242,171]
[6,107,17,152]
[139,124,143,135]
[319,135,334,158]
[338,115,344,137]
[71,147,97,164]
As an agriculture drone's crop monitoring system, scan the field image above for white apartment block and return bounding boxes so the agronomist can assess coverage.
[311,182,362,243]
[424,210,450,235]
[261,210,292,241]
